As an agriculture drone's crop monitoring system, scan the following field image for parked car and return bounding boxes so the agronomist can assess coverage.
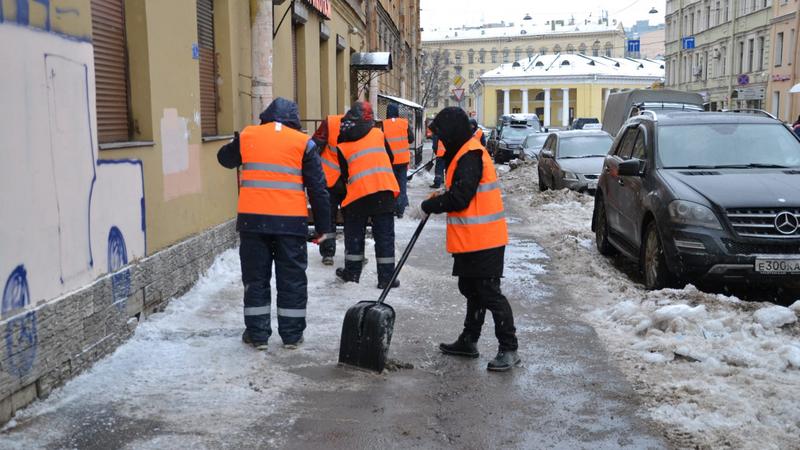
[592,109,800,290]
[571,117,600,130]
[493,125,531,163]
[496,113,542,136]
[522,133,548,160]
[537,130,613,193]
[602,89,704,137]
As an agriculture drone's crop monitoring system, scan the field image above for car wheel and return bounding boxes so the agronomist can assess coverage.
[643,221,673,290]
[594,197,616,256]
[538,170,548,191]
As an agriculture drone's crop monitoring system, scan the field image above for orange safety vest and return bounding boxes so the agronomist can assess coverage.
[474,128,484,142]
[436,140,446,157]
[238,122,308,217]
[445,138,508,254]
[383,118,411,165]
[320,114,343,188]
[338,128,400,207]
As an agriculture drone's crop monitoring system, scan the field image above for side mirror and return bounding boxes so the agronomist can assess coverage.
[541,150,554,159]
[618,158,643,176]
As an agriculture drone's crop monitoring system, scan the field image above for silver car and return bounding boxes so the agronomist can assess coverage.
[522,133,549,161]
[537,130,614,194]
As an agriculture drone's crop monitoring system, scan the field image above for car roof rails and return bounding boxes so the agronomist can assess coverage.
[720,109,778,120]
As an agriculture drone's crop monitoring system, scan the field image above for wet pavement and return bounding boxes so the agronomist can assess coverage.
[0,163,667,449]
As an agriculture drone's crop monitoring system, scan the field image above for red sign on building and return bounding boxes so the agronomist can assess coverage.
[304,0,331,18]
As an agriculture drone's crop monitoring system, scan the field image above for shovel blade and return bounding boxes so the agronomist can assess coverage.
[338,301,395,372]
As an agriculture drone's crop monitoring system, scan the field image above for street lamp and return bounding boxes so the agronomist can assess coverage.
[649,7,658,14]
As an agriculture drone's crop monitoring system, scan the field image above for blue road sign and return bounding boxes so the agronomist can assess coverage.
[682,37,695,50]
[627,39,640,53]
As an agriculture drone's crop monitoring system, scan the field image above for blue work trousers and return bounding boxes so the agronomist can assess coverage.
[240,232,307,344]
[342,211,396,283]
[393,164,409,216]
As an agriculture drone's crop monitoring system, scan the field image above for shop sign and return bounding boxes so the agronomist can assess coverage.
[303,0,331,18]
[772,74,792,82]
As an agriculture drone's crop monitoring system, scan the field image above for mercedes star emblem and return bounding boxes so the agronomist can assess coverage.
[774,211,799,235]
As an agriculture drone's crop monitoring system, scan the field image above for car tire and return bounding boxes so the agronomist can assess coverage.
[538,171,548,191]
[594,197,616,256]
[643,221,673,290]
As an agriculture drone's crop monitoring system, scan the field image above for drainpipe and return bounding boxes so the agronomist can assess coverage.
[251,0,274,123]
[727,0,738,109]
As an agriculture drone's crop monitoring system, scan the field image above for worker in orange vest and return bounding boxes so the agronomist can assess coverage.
[382,103,415,218]
[217,97,332,351]
[429,132,446,188]
[421,107,520,372]
[334,101,401,289]
[311,114,345,266]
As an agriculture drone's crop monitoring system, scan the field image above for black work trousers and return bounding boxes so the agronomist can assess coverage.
[458,277,518,351]
[319,188,343,258]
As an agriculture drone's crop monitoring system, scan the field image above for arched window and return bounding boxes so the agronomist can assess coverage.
[526,46,534,58]
[604,42,613,57]
[566,44,575,54]
[468,49,475,64]
[539,46,548,55]
[553,44,562,53]
[514,47,522,61]
[443,50,451,65]
[535,91,545,100]
[455,50,463,62]
[491,48,498,63]
[578,43,587,55]
[503,48,510,63]
[479,48,486,63]
[592,41,601,57]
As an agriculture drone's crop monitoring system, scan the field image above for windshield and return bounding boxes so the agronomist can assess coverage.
[658,124,800,168]
[524,134,548,149]
[558,135,613,158]
[501,127,530,140]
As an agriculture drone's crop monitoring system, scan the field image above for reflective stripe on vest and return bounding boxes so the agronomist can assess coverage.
[321,114,344,188]
[445,138,508,254]
[238,122,309,217]
[436,140,446,157]
[383,118,411,165]
[338,128,400,207]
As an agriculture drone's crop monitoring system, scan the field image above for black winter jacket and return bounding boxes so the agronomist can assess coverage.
[217,98,331,237]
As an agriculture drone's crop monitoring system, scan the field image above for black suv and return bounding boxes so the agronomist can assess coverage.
[592,110,800,289]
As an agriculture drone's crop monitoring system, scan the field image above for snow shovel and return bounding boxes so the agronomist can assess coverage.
[406,157,436,181]
[338,214,429,372]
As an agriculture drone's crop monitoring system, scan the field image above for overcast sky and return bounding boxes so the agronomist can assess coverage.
[420,0,666,31]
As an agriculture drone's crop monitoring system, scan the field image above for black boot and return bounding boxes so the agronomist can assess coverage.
[487,350,521,372]
[439,335,479,358]
[336,268,359,283]
[377,279,400,289]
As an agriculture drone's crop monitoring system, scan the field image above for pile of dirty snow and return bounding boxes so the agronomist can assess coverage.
[500,163,800,450]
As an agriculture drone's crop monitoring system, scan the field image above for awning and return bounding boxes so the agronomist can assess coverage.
[350,52,392,71]
[790,83,800,93]
[378,94,423,110]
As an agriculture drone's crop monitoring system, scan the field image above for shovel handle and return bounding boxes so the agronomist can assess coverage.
[377,214,429,304]
[406,157,437,180]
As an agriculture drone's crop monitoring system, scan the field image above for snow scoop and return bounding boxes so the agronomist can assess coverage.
[338,214,429,372]
[406,157,436,181]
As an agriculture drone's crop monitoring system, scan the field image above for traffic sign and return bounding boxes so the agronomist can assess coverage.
[453,75,465,88]
[627,39,640,53]
[452,88,465,102]
[682,36,695,50]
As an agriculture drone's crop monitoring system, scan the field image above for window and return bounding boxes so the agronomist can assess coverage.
[444,50,450,65]
[566,44,574,54]
[775,32,784,66]
[455,66,462,75]
[479,49,485,63]
[197,0,218,136]
[491,49,498,63]
[704,51,709,79]
[553,44,562,53]
[739,41,745,73]
[690,13,694,34]
[721,46,727,75]
[540,47,548,55]
[526,47,534,58]
[503,48,510,63]
[790,30,796,65]
[579,43,586,54]
[468,69,474,79]
[757,36,764,71]
[715,1,721,25]
[514,47,521,61]
[705,5,711,29]
[91,0,131,143]
[455,50,462,62]
[772,91,780,117]
[632,130,647,160]
[468,49,474,64]
[605,43,612,57]
[615,127,639,159]
[724,0,729,21]
[747,38,754,72]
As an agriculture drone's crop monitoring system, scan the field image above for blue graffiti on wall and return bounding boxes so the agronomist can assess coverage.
[3,267,38,378]
[15,0,51,31]
[108,226,130,309]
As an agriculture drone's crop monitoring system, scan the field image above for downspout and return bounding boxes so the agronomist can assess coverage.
[251,0,275,123]
[727,0,738,109]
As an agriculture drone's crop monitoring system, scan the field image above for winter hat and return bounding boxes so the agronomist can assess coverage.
[386,102,400,119]
[340,101,375,134]
[431,107,471,153]
[259,97,302,130]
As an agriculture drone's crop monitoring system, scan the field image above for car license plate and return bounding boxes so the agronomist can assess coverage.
[755,257,800,274]
[587,181,598,190]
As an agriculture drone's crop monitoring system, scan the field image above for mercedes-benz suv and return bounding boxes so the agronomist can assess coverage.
[592,110,800,290]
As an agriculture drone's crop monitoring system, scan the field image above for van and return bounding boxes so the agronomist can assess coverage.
[601,89,704,136]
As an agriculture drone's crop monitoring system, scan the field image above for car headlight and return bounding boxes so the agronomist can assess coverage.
[562,171,578,181]
[668,200,722,230]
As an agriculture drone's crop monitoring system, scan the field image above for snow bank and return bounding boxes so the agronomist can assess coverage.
[500,163,800,450]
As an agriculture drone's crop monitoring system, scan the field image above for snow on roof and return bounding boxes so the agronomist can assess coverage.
[480,54,665,81]
[378,94,423,110]
[422,20,621,42]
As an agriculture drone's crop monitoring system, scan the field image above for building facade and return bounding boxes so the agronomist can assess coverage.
[421,17,628,118]
[475,54,665,127]
[369,0,420,100]
[664,0,773,111]
[626,20,667,59]
[766,0,800,121]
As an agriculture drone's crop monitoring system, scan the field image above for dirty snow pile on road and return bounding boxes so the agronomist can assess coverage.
[500,162,800,450]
